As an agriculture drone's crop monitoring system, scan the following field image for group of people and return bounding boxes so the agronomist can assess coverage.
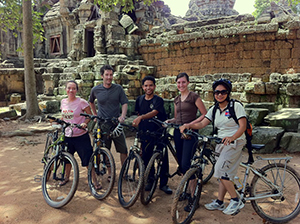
[60,64,247,215]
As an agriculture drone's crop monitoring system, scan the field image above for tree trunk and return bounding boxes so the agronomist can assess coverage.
[23,0,41,119]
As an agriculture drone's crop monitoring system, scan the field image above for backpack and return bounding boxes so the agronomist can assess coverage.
[211,99,254,163]
[138,94,167,122]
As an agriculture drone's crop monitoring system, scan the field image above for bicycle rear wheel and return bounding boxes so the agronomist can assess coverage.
[118,151,144,208]
[197,142,215,184]
[250,163,300,223]
[141,152,162,205]
[42,151,79,208]
[88,147,116,200]
[171,168,203,224]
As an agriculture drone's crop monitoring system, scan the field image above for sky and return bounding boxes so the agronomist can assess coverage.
[162,0,256,17]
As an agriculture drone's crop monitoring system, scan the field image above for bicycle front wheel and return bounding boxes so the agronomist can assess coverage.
[118,151,144,208]
[250,163,300,223]
[141,152,162,205]
[197,142,215,184]
[88,147,116,200]
[171,168,203,224]
[42,151,79,208]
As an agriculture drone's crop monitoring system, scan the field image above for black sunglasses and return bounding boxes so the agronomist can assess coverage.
[214,90,228,95]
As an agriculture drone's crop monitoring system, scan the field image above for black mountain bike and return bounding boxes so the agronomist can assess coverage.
[118,123,144,208]
[140,118,181,205]
[41,116,80,208]
[80,113,116,200]
[171,129,222,224]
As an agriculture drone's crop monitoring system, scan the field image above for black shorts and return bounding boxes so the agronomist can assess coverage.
[65,132,93,167]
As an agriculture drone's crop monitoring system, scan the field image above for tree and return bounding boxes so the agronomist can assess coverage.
[23,0,41,119]
[94,0,158,12]
[253,0,300,18]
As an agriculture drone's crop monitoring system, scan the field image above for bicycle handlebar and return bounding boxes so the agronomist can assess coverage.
[149,117,180,129]
[47,115,84,130]
[80,113,118,124]
[183,128,223,144]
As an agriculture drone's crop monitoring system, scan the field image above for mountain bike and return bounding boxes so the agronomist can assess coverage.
[80,113,116,200]
[171,129,222,224]
[41,116,80,208]
[140,118,181,205]
[232,153,300,223]
[117,123,144,208]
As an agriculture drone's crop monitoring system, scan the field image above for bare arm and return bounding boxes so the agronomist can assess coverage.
[132,110,159,127]
[81,105,92,128]
[89,102,97,115]
[180,117,211,133]
[188,97,207,125]
[119,103,128,123]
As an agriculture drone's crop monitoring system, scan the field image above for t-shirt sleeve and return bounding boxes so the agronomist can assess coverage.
[235,102,247,120]
[205,106,214,122]
[119,85,129,105]
[153,96,164,114]
[80,98,90,111]
[89,87,95,103]
[135,96,141,114]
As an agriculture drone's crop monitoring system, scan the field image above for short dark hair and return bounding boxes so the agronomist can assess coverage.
[100,65,114,75]
[66,80,78,90]
[142,76,156,85]
[176,72,189,82]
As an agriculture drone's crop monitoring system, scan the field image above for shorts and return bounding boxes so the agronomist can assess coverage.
[213,139,246,181]
[101,121,128,154]
[65,132,93,167]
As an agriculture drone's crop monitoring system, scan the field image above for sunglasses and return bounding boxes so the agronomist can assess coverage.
[214,90,228,95]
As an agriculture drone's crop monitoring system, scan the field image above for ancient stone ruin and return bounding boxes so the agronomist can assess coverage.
[1,0,300,153]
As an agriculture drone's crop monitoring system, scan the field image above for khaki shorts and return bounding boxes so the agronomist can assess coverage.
[213,139,246,181]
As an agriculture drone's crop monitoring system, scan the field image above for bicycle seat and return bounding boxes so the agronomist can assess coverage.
[252,144,265,150]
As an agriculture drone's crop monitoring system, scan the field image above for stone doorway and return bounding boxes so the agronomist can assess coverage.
[85,29,95,57]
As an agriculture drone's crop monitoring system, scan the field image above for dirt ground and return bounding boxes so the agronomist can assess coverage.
[0,120,300,224]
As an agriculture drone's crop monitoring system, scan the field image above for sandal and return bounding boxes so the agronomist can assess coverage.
[59,178,69,186]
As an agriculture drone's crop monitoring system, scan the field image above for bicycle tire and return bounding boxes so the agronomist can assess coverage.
[42,151,79,208]
[171,168,203,224]
[118,151,144,208]
[197,142,215,184]
[43,132,55,168]
[88,147,116,200]
[250,163,300,223]
[140,152,162,205]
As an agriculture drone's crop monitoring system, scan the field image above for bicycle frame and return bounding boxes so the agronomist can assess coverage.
[237,156,293,202]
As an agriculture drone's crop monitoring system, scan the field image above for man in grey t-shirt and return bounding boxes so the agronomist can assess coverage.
[89,65,128,165]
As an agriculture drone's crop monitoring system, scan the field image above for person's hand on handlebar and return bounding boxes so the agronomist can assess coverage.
[165,118,175,124]
[132,116,142,127]
[179,123,189,133]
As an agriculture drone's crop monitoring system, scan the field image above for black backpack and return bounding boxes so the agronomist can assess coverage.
[211,99,254,163]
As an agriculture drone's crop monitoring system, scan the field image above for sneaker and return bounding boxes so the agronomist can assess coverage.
[159,185,173,194]
[184,197,199,212]
[204,199,225,211]
[222,199,244,215]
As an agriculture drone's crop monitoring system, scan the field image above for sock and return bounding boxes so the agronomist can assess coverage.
[216,199,223,205]
[231,197,239,202]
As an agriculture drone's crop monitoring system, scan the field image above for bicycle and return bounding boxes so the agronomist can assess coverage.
[171,129,222,224]
[117,123,145,208]
[41,116,80,208]
[231,153,300,223]
[140,117,181,205]
[80,113,116,200]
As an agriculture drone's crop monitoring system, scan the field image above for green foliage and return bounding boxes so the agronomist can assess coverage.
[94,0,158,13]
[0,0,45,50]
[253,0,300,19]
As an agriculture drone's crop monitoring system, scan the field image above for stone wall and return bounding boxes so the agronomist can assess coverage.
[139,14,300,78]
